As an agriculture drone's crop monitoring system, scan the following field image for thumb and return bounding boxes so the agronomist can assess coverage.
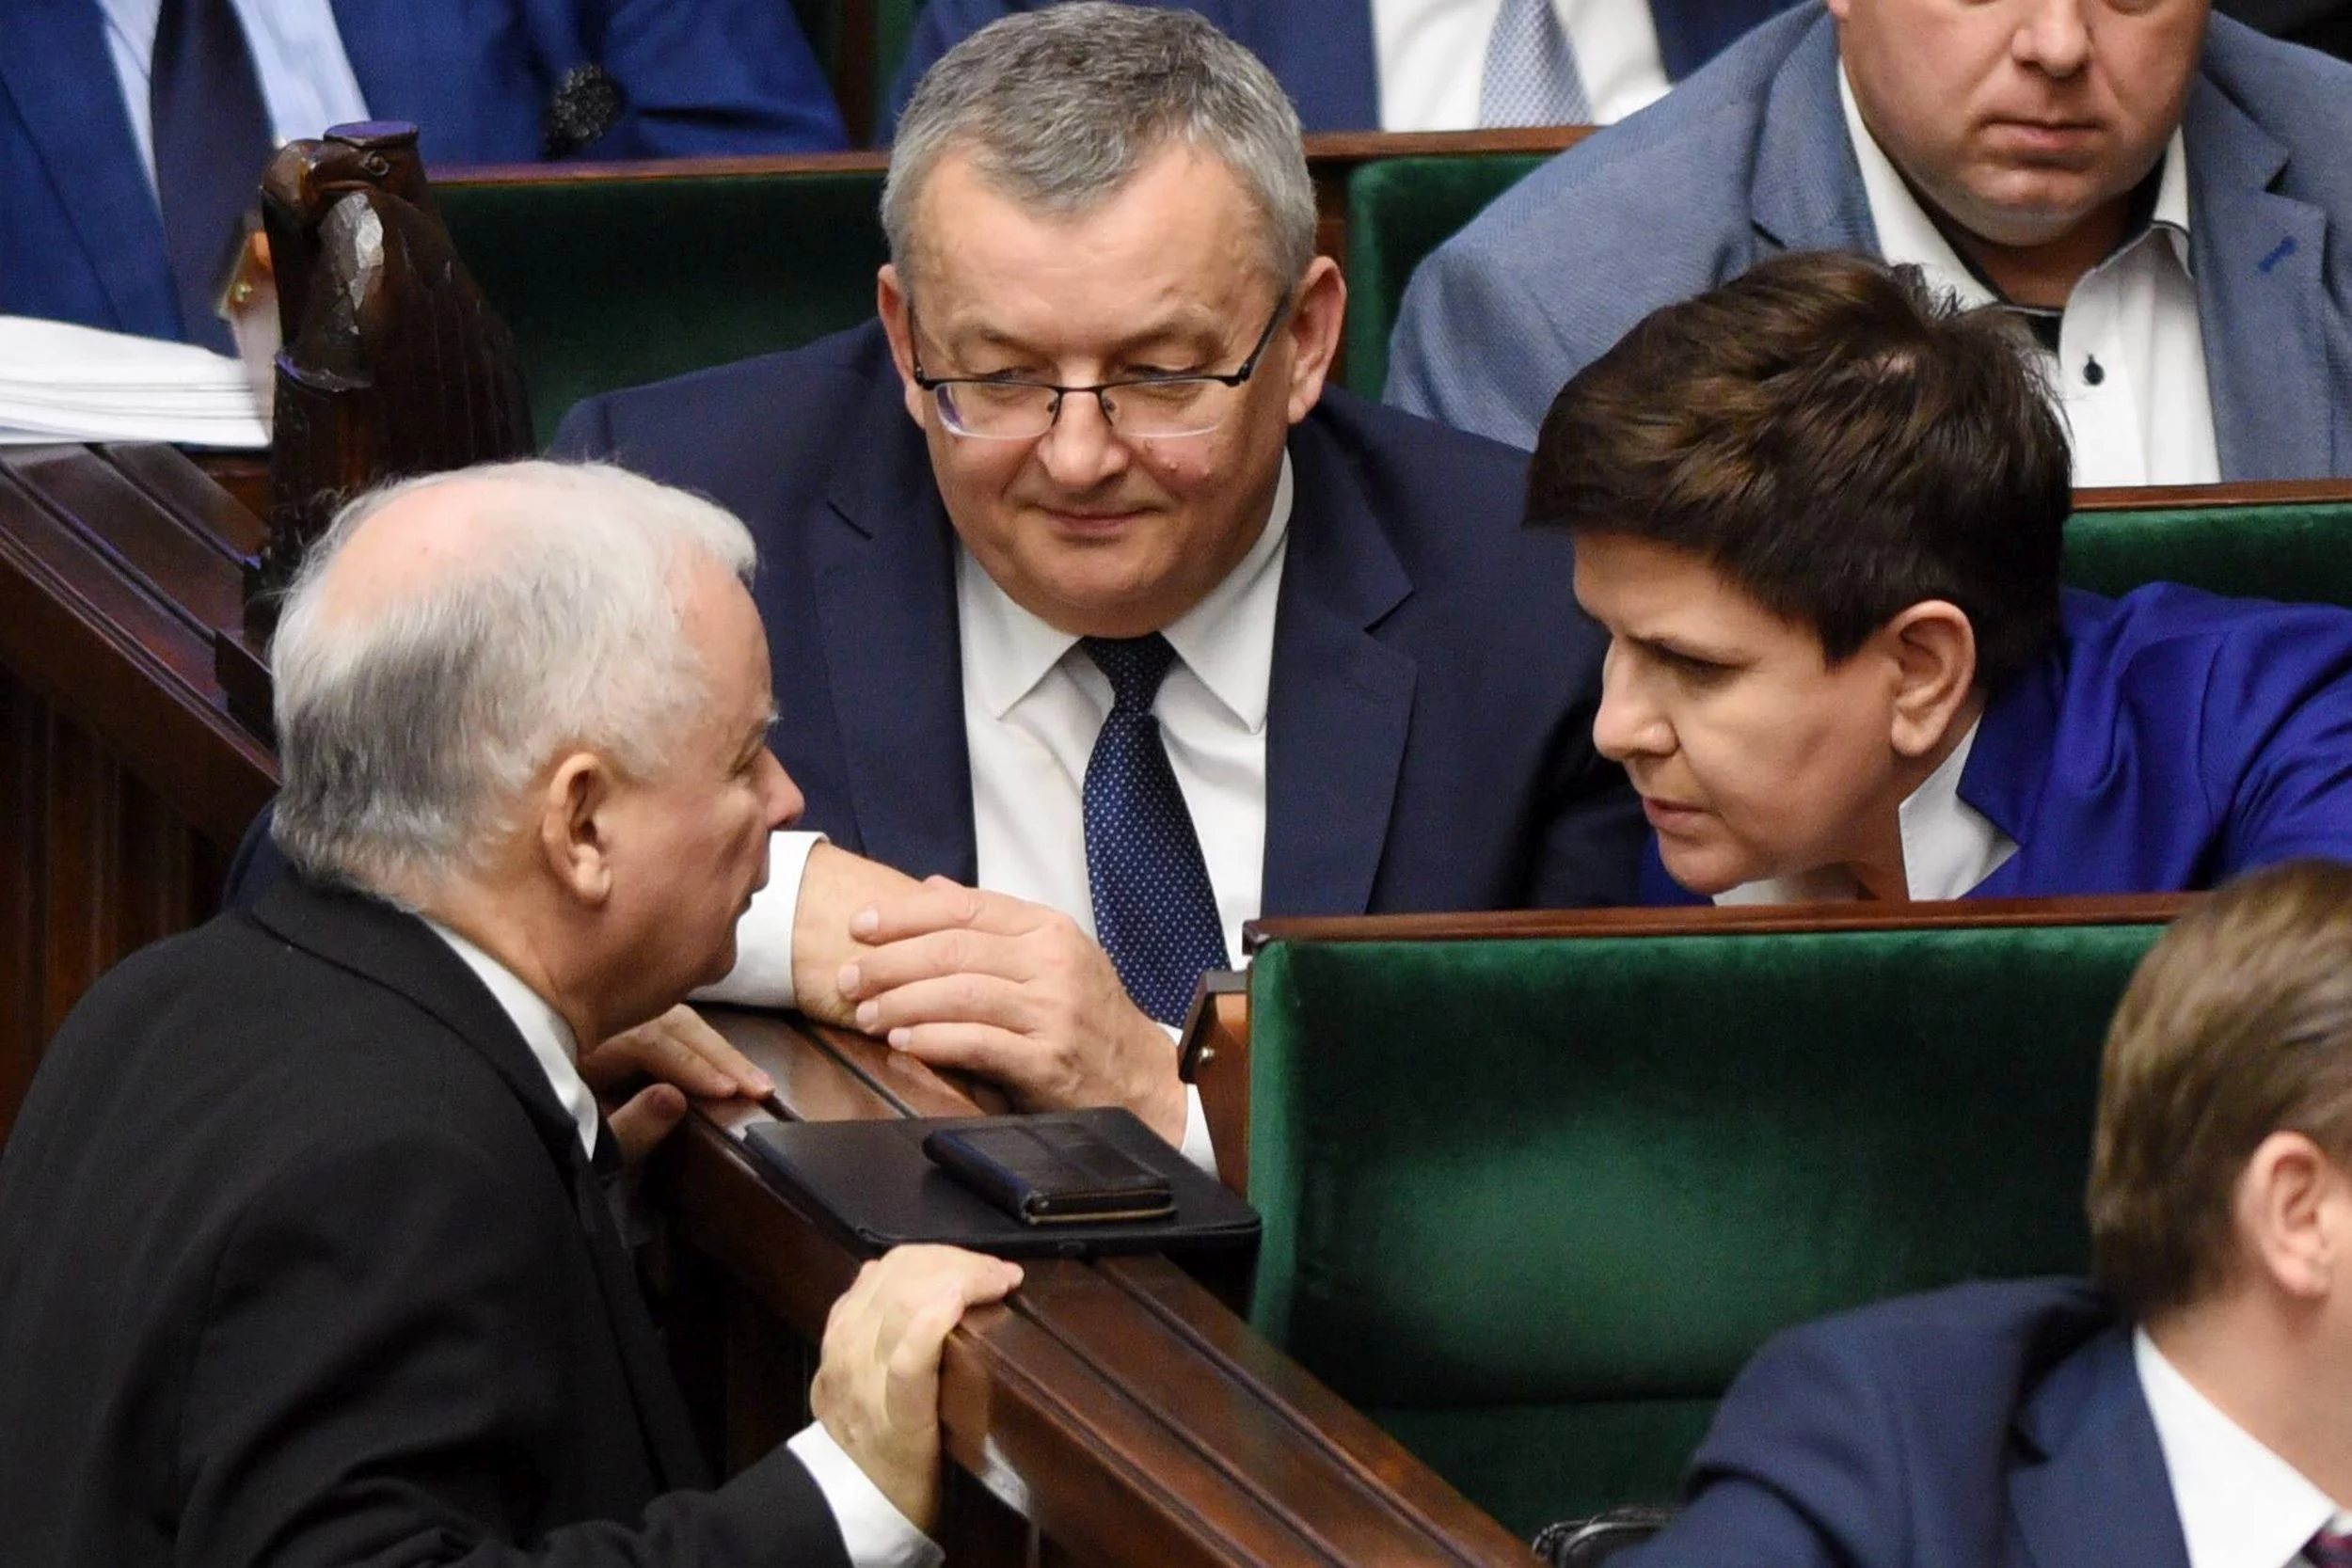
[606,1083,688,1166]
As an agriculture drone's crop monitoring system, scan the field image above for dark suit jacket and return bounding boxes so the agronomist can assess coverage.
[1623,1279,2191,1568]
[0,874,851,1566]
[551,320,1641,920]
[883,0,1796,137]
[0,0,847,342]
[1641,584,2352,902]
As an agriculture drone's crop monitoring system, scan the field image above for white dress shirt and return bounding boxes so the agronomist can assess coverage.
[1841,70,2219,488]
[97,0,372,198]
[714,457,1295,1171]
[421,920,939,1568]
[1714,719,2020,904]
[1372,0,1672,128]
[2136,1329,2346,1568]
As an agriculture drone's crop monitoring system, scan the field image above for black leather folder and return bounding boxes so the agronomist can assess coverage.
[743,1107,1262,1261]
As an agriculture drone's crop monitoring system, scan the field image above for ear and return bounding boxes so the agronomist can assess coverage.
[1282,255,1345,425]
[876,263,930,427]
[539,750,619,910]
[2233,1130,2347,1302]
[1880,600,1979,759]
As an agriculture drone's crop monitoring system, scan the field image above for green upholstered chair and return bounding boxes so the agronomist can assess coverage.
[2065,493,2352,608]
[1341,153,1549,400]
[1241,903,2180,1536]
[436,171,888,446]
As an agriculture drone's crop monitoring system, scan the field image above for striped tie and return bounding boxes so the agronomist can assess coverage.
[1480,0,1594,128]
[150,0,275,352]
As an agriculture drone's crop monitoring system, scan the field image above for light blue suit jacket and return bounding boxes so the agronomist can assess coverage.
[0,0,847,342]
[1387,4,2352,481]
[1641,584,2352,903]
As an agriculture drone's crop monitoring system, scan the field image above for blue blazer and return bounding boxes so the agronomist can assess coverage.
[550,320,1644,920]
[1640,584,2352,904]
[882,0,1796,138]
[1388,3,2352,478]
[1622,1279,2188,1568]
[0,0,848,342]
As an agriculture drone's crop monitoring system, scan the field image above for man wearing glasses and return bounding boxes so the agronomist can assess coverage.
[556,2,1639,1164]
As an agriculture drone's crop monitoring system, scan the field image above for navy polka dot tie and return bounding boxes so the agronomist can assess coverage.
[1081,635,1230,1025]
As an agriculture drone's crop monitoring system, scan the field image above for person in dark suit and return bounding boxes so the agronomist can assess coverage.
[1390,0,2352,485]
[554,4,1641,1164]
[883,0,1798,137]
[1,0,848,347]
[1531,250,2352,906]
[0,461,1022,1566]
[1621,855,2352,1565]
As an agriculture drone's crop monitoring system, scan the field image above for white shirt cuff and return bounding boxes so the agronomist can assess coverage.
[786,1420,943,1568]
[693,830,822,1009]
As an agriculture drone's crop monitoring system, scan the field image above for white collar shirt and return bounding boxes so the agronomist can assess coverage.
[1713,718,2018,904]
[421,917,599,1159]
[97,0,372,198]
[2136,1329,2345,1568]
[1371,0,1672,129]
[1839,68,2218,488]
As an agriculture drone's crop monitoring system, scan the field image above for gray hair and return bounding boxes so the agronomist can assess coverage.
[883,3,1316,291]
[269,460,758,902]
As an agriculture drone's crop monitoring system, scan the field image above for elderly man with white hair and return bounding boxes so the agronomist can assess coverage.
[0,460,1021,1568]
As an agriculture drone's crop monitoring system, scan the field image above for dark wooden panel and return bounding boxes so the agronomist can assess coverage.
[2074,477,2352,512]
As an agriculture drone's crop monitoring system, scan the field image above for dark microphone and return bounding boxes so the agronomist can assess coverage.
[2083,356,2106,387]
[544,64,625,158]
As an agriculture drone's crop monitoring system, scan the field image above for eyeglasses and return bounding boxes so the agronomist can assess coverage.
[908,298,1290,441]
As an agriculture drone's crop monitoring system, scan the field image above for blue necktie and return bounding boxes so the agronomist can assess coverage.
[1080,635,1230,1025]
[151,0,275,352]
[1480,0,1594,127]
[2309,1527,2352,1568]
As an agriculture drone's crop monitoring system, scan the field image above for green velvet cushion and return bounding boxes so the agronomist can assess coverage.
[437,173,888,445]
[1342,154,1549,400]
[2065,501,2352,608]
[1246,924,2164,1532]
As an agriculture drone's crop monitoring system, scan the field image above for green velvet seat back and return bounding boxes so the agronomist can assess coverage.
[436,173,888,445]
[1342,154,1549,399]
[2065,499,2352,607]
[1245,922,2166,1534]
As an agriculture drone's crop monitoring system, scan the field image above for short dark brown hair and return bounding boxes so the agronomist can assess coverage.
[2088,861,2352,1318]
[1526,251,2071,692]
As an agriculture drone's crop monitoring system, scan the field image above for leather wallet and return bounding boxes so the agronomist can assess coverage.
[923,1118,1176,1225]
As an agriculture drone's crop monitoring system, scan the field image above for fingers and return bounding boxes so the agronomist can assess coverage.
[604,1083,687,1166]
[850,880,1042,946]
[581,1005,773,1101]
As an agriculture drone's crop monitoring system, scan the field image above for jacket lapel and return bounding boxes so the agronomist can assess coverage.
[248,875,709,1488]
[0,0,182,337]
[1259,415,1417,918]
[1749,11,1879,260]
[2182,76,2335,481]
[812,404,979,882]
[2009,1329,2191,1568]
[1232,0,1379,134]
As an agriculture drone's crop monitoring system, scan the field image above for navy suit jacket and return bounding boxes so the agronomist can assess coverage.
[0,0,847,342]
[1389,3,2352,477]
[1642,584,2352,903]
[882,0,1795,138]
[1621,1279,2189,1568]
[551,320,1642,921]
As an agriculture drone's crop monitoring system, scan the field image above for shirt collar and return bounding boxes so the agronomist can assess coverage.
[1838,68,2193,295]
[1714,719,2015,904]
[959,450,1294,732]
[421,917,599,1157]
[2135,1328,2342,1568]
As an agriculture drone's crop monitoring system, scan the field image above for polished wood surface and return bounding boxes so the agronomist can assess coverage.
[2074,477,2352,511]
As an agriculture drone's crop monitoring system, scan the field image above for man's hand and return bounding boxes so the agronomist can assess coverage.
[836,877,1188,1145]
[582,1003,776,1164]
[790,843,928,1027]
[811,1244,1025,1533]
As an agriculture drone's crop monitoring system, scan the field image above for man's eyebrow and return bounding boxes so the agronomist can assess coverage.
[943,315,1226,361]
[736,705,779,755]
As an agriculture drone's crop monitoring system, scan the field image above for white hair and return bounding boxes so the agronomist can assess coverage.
[882,2,1317,292]
[269,460,757,901]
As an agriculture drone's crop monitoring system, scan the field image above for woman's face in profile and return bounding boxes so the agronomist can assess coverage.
[1572,531,1921,897]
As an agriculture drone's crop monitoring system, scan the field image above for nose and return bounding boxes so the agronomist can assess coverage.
[1590,644,1673,763]
[2012,0,2090,77]
[1033,388,1131,490]
[759,750,804,830]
